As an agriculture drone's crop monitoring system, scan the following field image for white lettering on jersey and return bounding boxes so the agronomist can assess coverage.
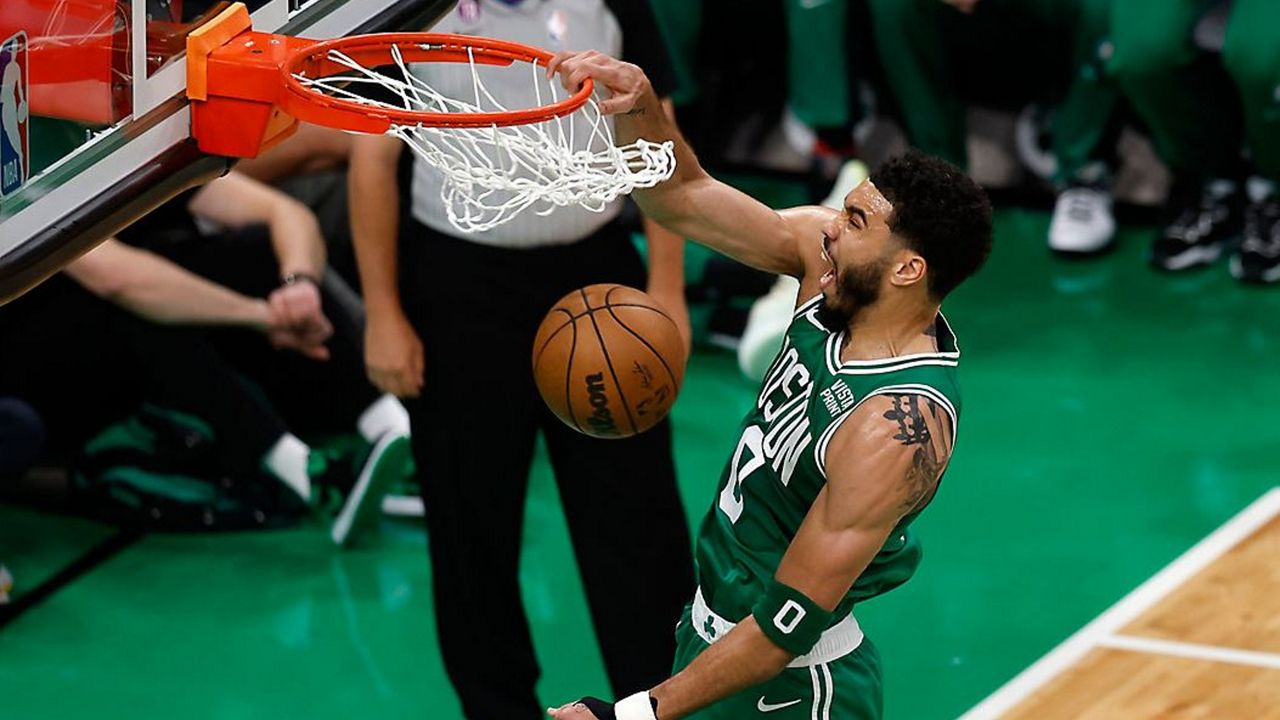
[719,345,817,522]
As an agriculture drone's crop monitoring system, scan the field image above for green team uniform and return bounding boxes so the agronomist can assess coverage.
[867,0,1116,184]
[1109,0,1280,183]
[672,295,963,720]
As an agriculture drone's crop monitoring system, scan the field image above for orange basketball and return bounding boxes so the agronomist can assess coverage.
[532,284,687,439]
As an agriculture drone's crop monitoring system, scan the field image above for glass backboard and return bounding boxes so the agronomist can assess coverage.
[0,0,456,303]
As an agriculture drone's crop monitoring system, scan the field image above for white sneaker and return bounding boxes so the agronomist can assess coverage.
[1049,186,1116,255]
[381,494,425,518]
[738,276,802,382]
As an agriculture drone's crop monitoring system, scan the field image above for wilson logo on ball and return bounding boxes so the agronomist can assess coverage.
[584,372,618,436]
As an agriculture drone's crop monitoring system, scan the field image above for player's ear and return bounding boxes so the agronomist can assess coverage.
[889,250,926,289]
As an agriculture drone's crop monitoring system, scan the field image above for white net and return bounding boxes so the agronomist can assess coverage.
[292,43,676,233]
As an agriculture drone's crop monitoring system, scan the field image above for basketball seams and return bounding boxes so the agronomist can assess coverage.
[556,303,681,324]
[562,311,583,433]
[603,286,680,328]
[604,303,680,396]
[534,308,576,367]
[579,288,639,436]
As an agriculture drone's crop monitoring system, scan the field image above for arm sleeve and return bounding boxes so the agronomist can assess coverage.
[603,0,678,98]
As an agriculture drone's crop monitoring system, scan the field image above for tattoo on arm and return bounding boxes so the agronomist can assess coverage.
[882,394,947,513]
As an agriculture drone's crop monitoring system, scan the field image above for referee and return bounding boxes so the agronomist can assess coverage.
[348,2,695,718]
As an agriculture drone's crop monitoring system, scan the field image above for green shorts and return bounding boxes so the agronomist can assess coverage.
[671,604,884,720]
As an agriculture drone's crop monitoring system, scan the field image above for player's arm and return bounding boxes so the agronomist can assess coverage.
[547,52,832,278]
[65,238,329,359]
[67,238,270,328]
[348,133,424,398]
[549,393,953,720]
[186,170,332,351]
[643,99,692,351]
[186,171,326,278]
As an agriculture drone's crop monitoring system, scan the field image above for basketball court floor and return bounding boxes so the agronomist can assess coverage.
[2,210,1278,719]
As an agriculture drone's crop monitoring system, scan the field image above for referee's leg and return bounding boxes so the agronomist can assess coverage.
[543,412,696,695]
[401,229,546,720]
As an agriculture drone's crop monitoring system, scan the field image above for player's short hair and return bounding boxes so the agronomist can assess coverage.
[870,151,993,300]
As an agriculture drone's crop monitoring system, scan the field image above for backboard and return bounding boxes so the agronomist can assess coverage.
[0,0,456,304]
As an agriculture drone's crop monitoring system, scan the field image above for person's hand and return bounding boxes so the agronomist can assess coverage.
[940,0,980,13]
[365,310,425,398]
[267,321,331,360]
[647,285,692,357]
[265,283,332,360]
[267,281,333,353]
[546,701,602,720]
[546,50,653,115]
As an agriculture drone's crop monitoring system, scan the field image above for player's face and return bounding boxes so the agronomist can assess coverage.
[818,181,897,320]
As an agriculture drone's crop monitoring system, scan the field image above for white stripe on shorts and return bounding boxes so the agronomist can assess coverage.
[809,666,821,720]
[821,663,834,720]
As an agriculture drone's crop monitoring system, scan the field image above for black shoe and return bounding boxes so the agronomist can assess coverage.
[1150,180,1243,271]
[1231,180,1280,284]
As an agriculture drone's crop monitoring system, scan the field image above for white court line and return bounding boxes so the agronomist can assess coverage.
[1099,635,1280,671]
[960,487,1280,720]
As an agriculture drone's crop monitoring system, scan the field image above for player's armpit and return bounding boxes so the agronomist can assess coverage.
[772,393,954,613]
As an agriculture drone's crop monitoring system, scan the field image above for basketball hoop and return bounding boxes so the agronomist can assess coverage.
[187,3,676,232]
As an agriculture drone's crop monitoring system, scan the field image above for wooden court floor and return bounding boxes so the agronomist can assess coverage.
[964,488,1280,719]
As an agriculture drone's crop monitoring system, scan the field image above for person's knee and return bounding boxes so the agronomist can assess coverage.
[0,398,46,477]
[1109,24,1189,83]
[1221,36,1278,93]
[866,0,935,29]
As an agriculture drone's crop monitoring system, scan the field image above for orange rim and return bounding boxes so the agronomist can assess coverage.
[279,32,594,132]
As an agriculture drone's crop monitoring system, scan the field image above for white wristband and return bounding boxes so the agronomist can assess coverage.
[615,691,658,720]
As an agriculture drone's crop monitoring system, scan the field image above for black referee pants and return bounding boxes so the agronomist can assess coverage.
[399,218,695,720]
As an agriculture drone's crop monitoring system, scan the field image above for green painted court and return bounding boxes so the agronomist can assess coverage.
[3,209,1277,719]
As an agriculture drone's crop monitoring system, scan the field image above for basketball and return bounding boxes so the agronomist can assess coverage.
[532,284,687,439]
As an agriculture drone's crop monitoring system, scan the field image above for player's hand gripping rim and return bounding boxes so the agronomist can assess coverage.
[546,50,653,116]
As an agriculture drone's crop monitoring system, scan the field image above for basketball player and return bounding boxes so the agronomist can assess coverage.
[545,52,992,720]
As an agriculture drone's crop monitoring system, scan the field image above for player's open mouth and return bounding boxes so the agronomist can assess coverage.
[820,236,837,288]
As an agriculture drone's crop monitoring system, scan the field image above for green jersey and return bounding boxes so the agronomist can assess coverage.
[695,295,963,625]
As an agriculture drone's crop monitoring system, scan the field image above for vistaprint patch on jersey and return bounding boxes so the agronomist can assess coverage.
[818,379,856,418]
